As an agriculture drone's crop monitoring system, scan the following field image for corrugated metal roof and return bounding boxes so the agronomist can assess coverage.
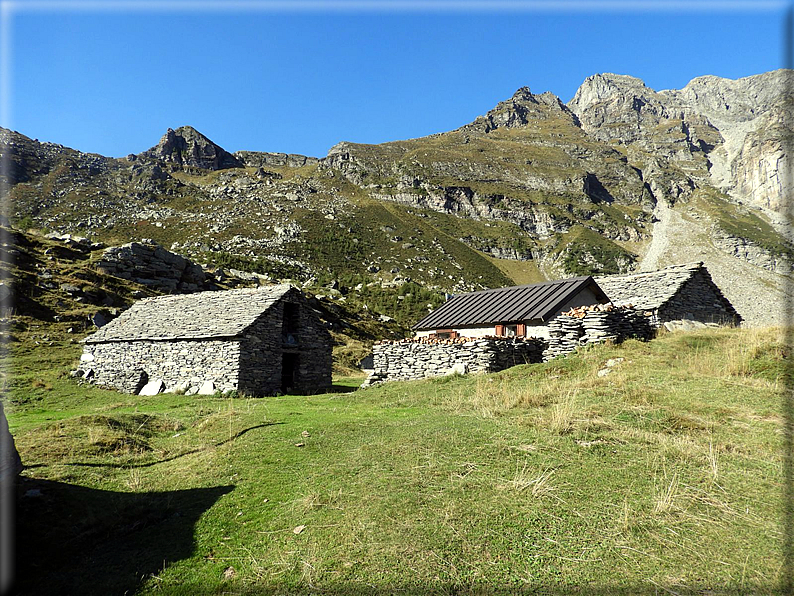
[85,284,294,343]
[413,277,606,330]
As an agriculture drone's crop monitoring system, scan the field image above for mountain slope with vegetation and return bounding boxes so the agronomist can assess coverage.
[2,70,792,325]
[2,69,792,595]
[0,224,416,377]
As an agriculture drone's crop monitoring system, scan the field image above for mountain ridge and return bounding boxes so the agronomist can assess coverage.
[569,68,793,212]
[2,68,791,326]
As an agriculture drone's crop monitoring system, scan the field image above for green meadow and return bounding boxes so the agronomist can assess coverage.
[5,325,790,595]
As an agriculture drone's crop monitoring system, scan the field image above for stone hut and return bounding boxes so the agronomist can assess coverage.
[413,276,610,340]
[595,262,742,327]
[79,284,332,396]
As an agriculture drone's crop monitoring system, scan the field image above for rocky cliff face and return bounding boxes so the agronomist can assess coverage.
[141,126,242,170]
[568,69,794,214]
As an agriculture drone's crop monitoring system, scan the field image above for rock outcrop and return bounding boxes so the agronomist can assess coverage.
[568,69,794,213]
[462,87,578,132]
[141,126,242,170]
[0,401,23,484]
[235,150,319,168]
[95,241,208,293]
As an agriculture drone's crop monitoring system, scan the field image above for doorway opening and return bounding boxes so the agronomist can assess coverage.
[281,353,299,394]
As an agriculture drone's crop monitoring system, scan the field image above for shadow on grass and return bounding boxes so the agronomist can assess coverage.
[329,383,359,394]
[63,422,283,469]
[13,477,232,596]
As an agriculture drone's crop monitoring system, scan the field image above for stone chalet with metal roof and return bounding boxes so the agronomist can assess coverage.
[595,262,742,327]
[79,284,332,396]
[413,276,610,339]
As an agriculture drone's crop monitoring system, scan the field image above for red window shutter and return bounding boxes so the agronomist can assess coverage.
[495,325,504,336]
[517,323,526,337]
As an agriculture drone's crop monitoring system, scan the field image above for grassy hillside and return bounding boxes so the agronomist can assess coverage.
[5,325,788,595]
[6,98,659,289]
[0,225,414,379]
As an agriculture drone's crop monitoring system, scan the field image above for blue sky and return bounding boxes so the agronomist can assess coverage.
[2,1,790,158]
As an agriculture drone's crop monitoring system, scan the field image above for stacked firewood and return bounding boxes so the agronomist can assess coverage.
[561,302,635,319]
[375,335,540,346]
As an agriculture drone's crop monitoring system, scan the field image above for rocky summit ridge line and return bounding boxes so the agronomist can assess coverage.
[569,69,794,213]
[1,69,792,326]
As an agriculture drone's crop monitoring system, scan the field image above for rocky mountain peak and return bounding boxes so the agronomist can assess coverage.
[510,86,533,101]
[567,73,687,149]
[662,69,794,126]
[462,87,576,133]
[568,73,650,113]
[142,125,242,171]
[508,87,569,110]
[568,69,794,213]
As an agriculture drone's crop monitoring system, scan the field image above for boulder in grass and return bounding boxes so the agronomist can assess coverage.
[445,363,468,376]
[198,381,216,395]
[139,379,165,396]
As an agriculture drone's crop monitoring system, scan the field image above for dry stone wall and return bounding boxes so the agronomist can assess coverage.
[80,339,241,394]
[362,336,545,386]
[543,306,655,360]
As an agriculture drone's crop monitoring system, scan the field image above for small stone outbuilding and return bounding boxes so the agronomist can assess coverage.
[79,284,332,396]
[595,262,742,327]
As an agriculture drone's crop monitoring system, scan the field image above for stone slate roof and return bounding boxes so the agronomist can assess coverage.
[85,284,294,343]
[595,262,731,311]
[413,276,609,330]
